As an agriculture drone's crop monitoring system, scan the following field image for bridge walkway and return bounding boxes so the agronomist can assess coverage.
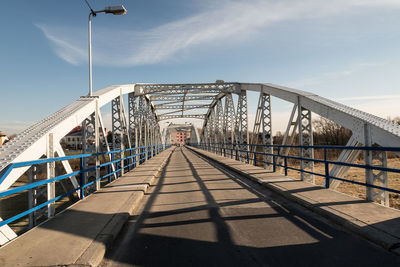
[104,146,399,266]
[0,147,175,266]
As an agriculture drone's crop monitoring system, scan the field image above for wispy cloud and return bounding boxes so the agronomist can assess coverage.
[336,94,400,101]
[0,120,32,134]
[36,0,400,66]
[287,61,388,88]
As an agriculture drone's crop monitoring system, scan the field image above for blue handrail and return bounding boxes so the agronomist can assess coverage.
[194,142,400,195]
[0,144,170,228]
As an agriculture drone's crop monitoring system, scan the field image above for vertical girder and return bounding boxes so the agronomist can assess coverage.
[297,99,314,183]
[82,113,97,191]
[28,165,46,228]
[364,124,389,206]
[112,95,124,176]
[215,99,224,154]
[237,90,249,162]
[128,93,139,166]
[251,93,273,168]
[223,94,234,144]
[46,133,55,218]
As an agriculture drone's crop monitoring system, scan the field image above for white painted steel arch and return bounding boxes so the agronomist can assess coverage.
[1,81,400,242]
[2,82,400,190]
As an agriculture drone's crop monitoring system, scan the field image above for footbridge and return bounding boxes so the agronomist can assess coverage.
[0,82,400,266]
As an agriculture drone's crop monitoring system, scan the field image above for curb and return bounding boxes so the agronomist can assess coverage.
[74,147,175,266]
[187,146,400,255]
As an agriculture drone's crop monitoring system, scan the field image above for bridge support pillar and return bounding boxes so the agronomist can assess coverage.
[223,93,235,158]
[236,90,249,162]
[297,98,314,183]
[364,124,389,206]
[129,93,138,168]
[82,107,99,192]
[28,165,45,228]
[46,133,55,218]
[251,93,272,168]
[215,99,224,155]
[112,95,124,177]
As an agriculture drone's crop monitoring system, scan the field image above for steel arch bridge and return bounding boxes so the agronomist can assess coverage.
[0,81,400,242]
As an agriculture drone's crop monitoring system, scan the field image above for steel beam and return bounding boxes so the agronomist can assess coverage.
[251,93,272,168]
[364,124,389,206]
[46,133,55,218]
[237,90,249,162]
[297,97,314,183]
[155,104,210,109]
[329,136,362,189]
[112,95,124,176]
[128,93,139,167]
[158,114,205,121]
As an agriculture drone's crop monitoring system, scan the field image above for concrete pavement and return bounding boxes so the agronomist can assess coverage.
[104,147,400,266]
[189,146,400,254]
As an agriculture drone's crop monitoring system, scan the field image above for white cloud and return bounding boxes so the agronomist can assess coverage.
[350,98,400,119]
[0,120,32,134]
[287,61,388,88]
[36,0,400,66]
[336,94,400,101]
[35,24,86,65]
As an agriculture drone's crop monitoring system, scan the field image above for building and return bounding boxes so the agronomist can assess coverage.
[167,124,192,145]
[0,131,9,147]
[61,126,107,150]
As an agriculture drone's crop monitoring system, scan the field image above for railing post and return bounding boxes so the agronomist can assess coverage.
[284,157,288,176]
[112,152,117,178]
[243,145,251,164]
[235,147,238,161]
[272,154,276,172]
[108,156,112,183]
[80,157,85,199]
[254,148,257,166]
[324,148,330,188]
[129,149,132,171]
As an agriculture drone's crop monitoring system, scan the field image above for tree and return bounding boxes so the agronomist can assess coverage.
[313,117,352,145]
[388,116,400,125]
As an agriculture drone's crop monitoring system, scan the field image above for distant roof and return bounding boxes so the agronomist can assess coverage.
[68,126,82,134]
[65,131,82,137]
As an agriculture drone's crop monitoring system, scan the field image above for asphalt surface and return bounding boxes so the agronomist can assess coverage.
[103,147,400,267]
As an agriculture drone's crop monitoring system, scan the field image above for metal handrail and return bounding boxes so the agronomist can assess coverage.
[194,143,400,195]
[0,144,169,228]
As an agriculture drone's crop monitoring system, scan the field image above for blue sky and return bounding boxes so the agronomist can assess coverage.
[2,0,400,134]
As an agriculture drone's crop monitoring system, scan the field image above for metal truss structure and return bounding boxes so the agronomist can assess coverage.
[1,82,400,242]
[251,93,272,168]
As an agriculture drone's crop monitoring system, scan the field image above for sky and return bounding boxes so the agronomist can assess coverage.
[1,0,400,135]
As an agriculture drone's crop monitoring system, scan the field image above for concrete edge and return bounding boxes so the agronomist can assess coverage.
[187,146,400,255]
[74,147,175,266]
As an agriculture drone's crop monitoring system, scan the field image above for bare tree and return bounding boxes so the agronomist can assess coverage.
[313,117,352,145]
[388,116,400,125]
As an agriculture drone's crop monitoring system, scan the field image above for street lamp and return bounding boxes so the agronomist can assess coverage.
[87,5,127,96]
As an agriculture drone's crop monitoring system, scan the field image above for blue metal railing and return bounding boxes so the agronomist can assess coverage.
[193,143,400,195]
[0,144,170,228]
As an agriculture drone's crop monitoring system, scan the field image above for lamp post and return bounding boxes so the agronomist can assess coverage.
[88,5,127,96]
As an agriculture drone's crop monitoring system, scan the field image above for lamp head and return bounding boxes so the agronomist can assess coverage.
[104,5,127,15]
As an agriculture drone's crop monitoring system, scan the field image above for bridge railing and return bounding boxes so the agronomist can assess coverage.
[0,144,169,229]
[193,143,400,196]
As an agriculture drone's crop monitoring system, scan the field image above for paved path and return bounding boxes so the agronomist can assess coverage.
[104,147,399,266]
